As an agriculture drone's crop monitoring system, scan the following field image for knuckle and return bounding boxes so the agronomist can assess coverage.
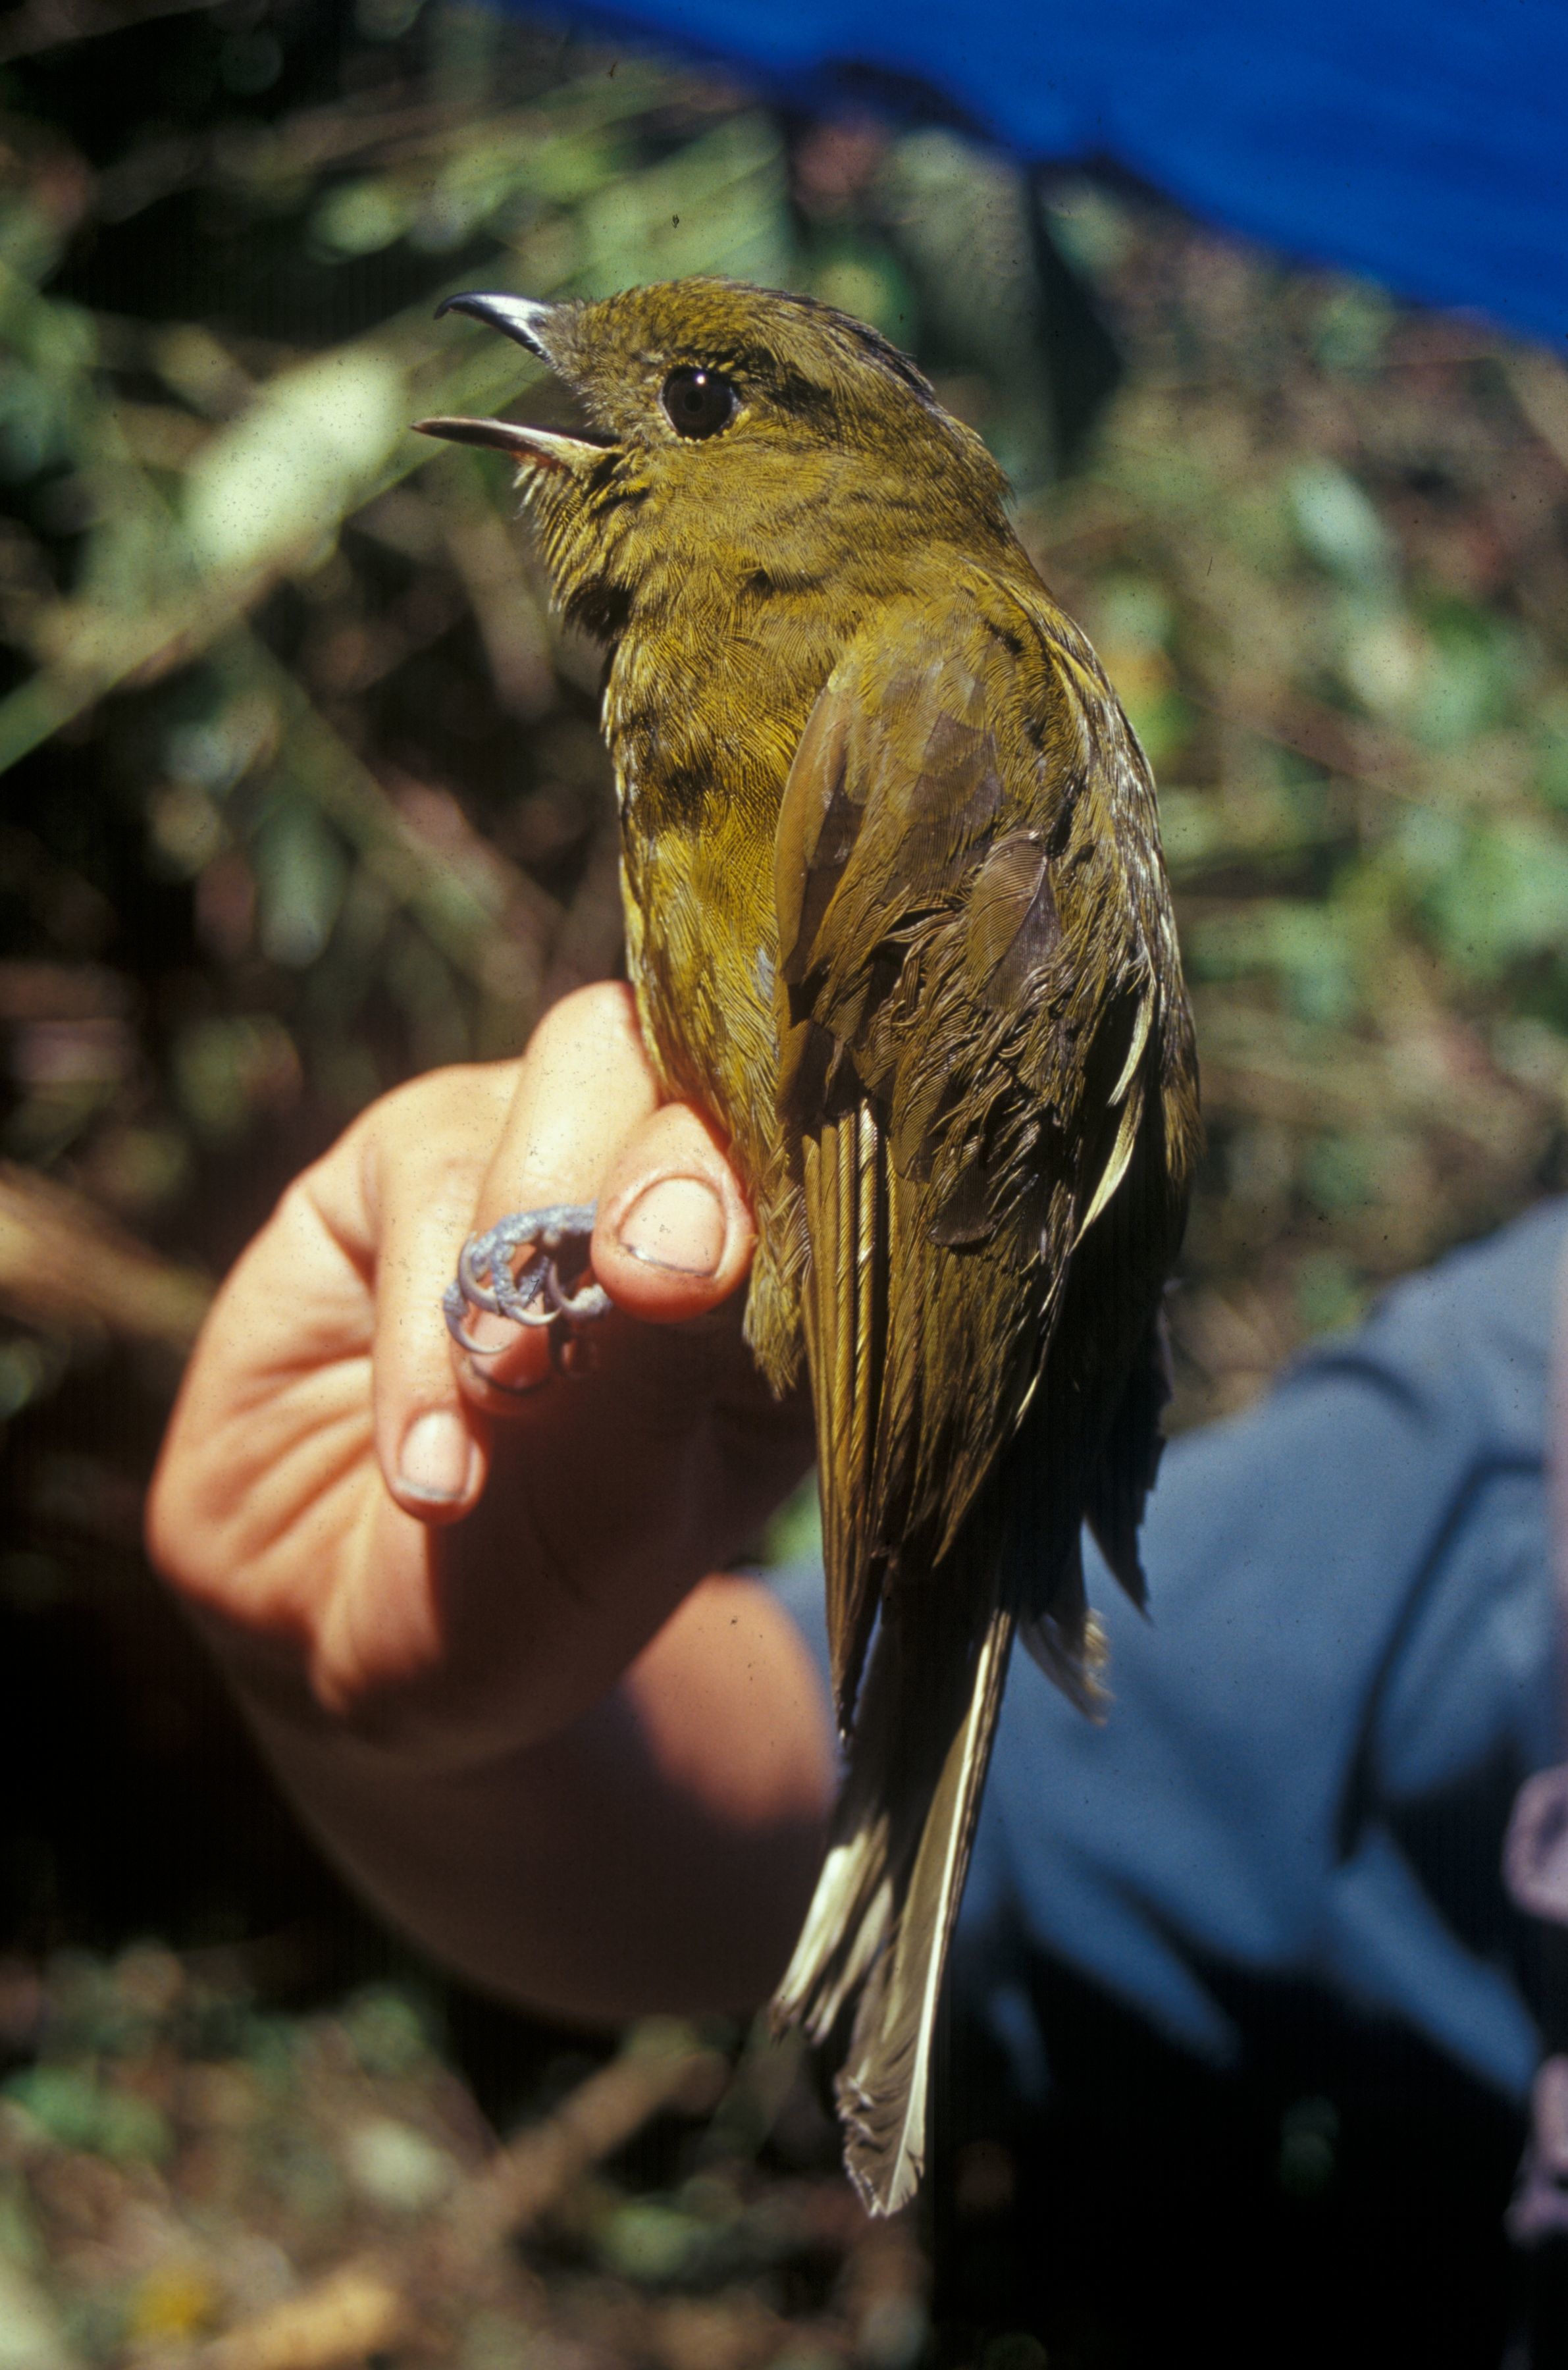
[536,978,633,1043]
[522,982,642,1084]
[337,1066,519,1192]
[422,1147,490,1217]
[272,1166,327,1238]
[379,1059,512,1121]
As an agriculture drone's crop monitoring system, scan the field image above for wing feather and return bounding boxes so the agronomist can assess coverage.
[801,1109,888,1725]
[771,573,1199,2213]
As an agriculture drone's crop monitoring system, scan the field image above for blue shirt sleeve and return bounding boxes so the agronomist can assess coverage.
[771,1198,1567,2106]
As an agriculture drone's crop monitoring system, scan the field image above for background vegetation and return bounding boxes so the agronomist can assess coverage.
[1,1,1566,2361]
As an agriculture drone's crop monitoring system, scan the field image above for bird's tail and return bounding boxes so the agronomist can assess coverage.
[771,1558,1015,2217]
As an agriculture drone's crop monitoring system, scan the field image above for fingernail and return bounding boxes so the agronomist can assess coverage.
[398,1408,473,1503]
[617,1176,725,1275]
[463,1311,517,1357]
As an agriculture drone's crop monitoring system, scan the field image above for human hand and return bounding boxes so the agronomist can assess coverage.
[147,983,816,1773]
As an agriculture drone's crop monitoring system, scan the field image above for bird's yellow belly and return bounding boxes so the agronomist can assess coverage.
[619,815,804,1390]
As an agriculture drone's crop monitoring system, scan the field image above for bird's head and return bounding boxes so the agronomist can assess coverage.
[415,276,1010,640]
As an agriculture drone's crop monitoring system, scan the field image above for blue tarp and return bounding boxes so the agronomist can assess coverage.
[508,0,1568,344]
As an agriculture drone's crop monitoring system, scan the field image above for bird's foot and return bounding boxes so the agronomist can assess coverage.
[444,1203,610,1376]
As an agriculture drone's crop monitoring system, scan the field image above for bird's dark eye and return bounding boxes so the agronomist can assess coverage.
[661,365,737,440]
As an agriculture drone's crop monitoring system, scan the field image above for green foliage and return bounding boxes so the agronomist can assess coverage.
[3,2065,172,2167]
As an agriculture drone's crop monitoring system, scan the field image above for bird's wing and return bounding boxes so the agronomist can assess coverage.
[773,578,1193,1730]
[772,577,1196,2211]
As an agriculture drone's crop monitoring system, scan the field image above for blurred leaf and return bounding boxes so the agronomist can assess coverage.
[1409,600,1525,749]
[1288,461,1393,585]
[1190,903,1361,1026]
[598,2198,711,2286]
[0,2251,79,2370]
[255,800,349,968]
[310,176,414,259]
[4,2067,172,2167]
[340,1984,439,2078]
[577,115,791,294]
[342,2118,457,2214]
[172,1014,300,1143]
[1419,814,1568,978]
[1292,1251,1367,1337]
[184,348,407,577]
[1312,283,1394,378]
[762,1473,823,1570]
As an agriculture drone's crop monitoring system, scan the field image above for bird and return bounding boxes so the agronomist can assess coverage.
[419,277,1200,2215]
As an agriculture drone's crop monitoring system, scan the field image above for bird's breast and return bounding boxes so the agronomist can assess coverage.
[602,596,856,1216]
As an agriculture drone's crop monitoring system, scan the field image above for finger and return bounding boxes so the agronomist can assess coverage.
[455,982,662,1402]
[367,1065,519,1523]
[592,1101,756,1325]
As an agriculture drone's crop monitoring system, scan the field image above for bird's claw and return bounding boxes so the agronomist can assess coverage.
[444,1202,610,1375]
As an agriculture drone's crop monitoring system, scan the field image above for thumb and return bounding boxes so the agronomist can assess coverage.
[592,1101,756,1325]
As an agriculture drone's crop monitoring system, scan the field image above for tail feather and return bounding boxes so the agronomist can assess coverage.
[1017,1531,1109,1716]
[773,1595,912,2042]
[772,1564,1014,2217]
[773,1829,894,2044]
[837,1598,1014,2213]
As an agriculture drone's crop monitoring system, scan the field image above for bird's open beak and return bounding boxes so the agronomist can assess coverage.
[412,413,598,468]
[415,291,602,470]
[434,290,560,358]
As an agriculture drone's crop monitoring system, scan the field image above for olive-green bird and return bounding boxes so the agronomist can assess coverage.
[421,278,1201,2216]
